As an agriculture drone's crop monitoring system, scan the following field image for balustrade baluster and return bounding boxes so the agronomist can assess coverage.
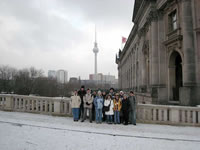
[187,110,190,123]
[163,109,168,121]
[23,99,26,111]
[49,101,52,113]
[18,99,21,110]
[189,111,192,123]
[158,109,162,121]
[45,101,48,112]
[36,100,39,111]
[198,111,200,124]
[146,108,151,120]
[40,100,43,112]
[27,99,30,111]
[14,98,17,109]
[192,111,196,124]
[181,110,185,123]
[63,102,66,114]
[32,100,35,111]
[153,109,157,121]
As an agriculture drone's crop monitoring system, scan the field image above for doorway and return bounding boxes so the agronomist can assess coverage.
[169,51,183,101]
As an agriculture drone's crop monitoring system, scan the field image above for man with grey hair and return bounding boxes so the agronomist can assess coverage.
[128,91,136,125]
[81,89,93,123]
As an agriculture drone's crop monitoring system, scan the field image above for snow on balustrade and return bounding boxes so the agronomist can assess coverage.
[0,94,200,126]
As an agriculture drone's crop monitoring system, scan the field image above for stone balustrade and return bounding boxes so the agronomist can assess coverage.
[0,94,200,126]
[137,104,200,126]
[0,94,72,116]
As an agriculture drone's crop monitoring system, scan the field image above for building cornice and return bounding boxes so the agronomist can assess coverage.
[132,0,156,23]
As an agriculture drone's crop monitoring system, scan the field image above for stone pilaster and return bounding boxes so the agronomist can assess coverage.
[150,10,159,86]
[179,0,198,106]
[181,0,196,86]
[157,11,166,86]
[141,38,147,90]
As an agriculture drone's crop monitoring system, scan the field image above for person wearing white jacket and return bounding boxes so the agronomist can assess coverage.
[104,95,114,124]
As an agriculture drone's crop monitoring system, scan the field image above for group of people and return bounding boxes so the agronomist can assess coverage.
[70,86,137,125]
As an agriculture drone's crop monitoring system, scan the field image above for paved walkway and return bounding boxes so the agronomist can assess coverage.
[0,111,200,150]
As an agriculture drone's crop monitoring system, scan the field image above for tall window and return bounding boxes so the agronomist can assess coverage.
[169,10,177,32]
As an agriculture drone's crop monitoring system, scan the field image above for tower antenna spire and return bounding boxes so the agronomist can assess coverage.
[95,25,97,46]
[95,25,96,42]
[93,25,99,75]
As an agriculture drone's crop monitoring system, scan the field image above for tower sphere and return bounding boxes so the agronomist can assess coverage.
[93,46,99,53]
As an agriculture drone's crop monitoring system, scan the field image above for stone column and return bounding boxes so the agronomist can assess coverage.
[182,0,196,86]
[150,11,159,86]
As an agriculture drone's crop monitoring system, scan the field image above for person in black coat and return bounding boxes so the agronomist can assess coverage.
[121,94,130,125]
[102,91,107,122]
[78,85,86,119]
[92,91,97,121]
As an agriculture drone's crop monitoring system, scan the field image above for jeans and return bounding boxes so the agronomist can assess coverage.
[114,111,120,124]
[72,108,80,121]
[129,110,136,125]
[82,108,92,122]
[95,108,102,123]
[106,115,113,123]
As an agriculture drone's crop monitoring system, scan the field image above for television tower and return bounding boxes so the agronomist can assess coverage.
[93,27,99,75]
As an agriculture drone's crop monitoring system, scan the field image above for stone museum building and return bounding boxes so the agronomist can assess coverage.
[116,0,200,106]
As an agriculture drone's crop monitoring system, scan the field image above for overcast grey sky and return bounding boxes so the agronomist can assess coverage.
[0,0,134,79]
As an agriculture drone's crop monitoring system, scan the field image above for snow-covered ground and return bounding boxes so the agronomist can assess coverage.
[0,111,200,150]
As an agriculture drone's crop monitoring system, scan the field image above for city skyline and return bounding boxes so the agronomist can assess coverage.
[0,0,134,79]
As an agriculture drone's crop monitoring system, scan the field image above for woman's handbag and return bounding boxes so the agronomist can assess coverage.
[103,101,111,112]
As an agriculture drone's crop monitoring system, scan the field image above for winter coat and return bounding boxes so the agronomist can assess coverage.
[83,94,93,109]
[122,98,130,111]
[104,99,114,115]
[113,98,122,111]
[71,95,81,108]
[94,96,104,109]
[128,96,136,111]
[78,90,86,102]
